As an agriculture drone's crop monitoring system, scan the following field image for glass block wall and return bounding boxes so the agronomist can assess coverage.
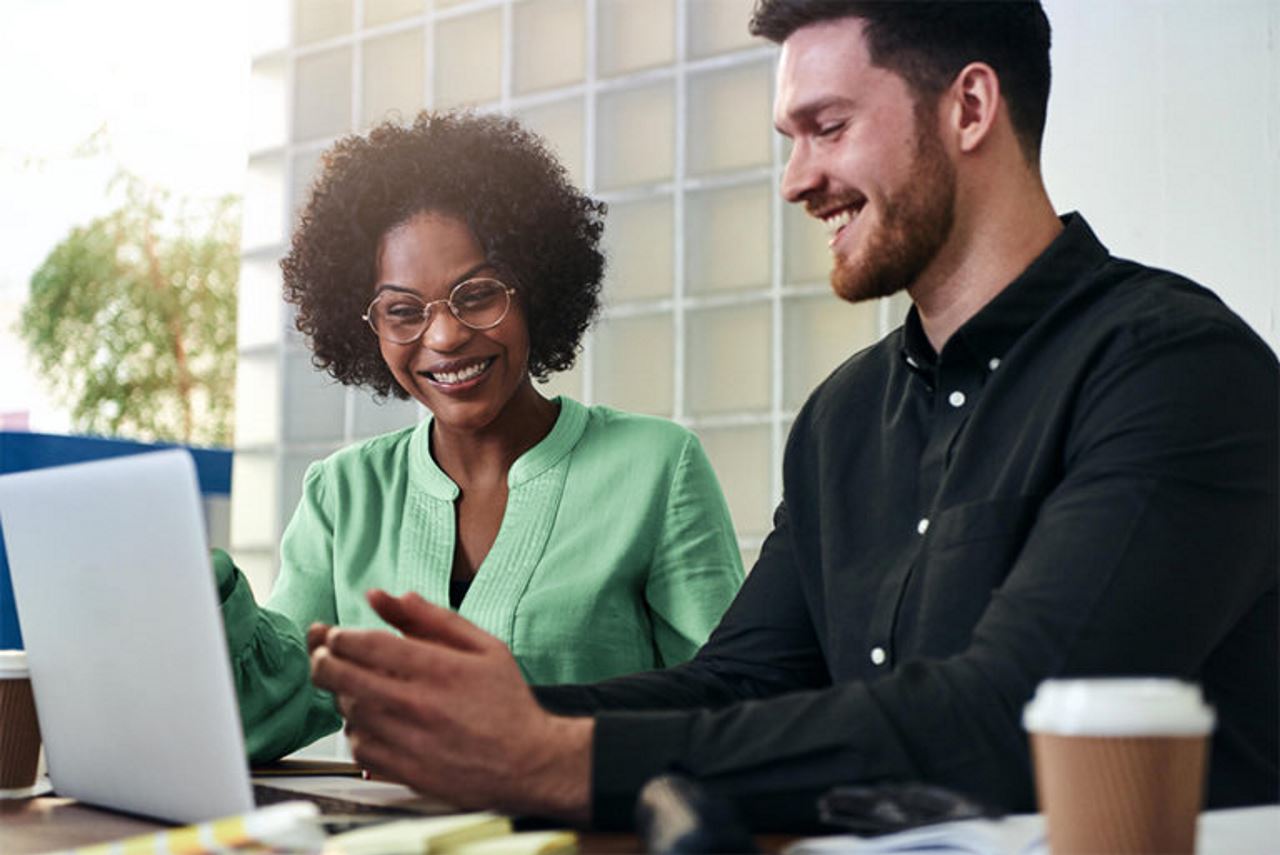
[234,0,909,596]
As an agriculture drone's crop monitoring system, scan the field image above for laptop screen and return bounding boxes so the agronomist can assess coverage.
[0,450,254,823]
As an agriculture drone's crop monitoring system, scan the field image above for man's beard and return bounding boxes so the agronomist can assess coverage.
[829,115,957,304]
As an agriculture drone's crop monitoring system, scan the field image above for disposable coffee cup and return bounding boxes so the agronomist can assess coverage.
[1023,679,1214,855]
[0,649,42,790]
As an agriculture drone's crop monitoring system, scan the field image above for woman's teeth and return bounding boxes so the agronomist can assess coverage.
[431,359,492,385]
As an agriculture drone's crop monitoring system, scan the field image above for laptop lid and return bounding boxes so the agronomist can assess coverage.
[0,449,254,823]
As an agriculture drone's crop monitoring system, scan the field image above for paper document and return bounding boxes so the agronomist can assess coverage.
[326,812,511,855]
[784,815,1045,855]
[448,830,577,855]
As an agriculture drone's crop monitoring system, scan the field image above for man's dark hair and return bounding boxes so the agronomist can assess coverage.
[281,111,606,398]
[750,1,1052,162]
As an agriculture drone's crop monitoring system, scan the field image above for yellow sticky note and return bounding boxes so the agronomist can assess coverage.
[448,830,578,855]
[327,812,512,855]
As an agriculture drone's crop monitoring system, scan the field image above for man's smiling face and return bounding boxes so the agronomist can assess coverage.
[774,17,957,304]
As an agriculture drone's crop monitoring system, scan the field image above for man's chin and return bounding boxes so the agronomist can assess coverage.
[830,259,908,304]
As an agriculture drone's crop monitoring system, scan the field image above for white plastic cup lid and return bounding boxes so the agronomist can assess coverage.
[0,649,29,679]
[1023,678,1215,737]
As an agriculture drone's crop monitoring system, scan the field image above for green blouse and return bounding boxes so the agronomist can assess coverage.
[217,397,744,761]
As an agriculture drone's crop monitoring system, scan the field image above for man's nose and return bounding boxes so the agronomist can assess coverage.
[780,139,821,204]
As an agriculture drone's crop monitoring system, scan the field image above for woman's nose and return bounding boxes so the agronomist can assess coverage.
[421,306,473,351]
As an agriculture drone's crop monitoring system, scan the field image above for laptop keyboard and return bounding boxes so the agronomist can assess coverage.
[252,782,425,817]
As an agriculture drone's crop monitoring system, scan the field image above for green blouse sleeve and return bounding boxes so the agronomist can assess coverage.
[212,464,343,762]
[645,433,745,666]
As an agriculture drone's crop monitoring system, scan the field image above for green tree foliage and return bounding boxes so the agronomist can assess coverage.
[19,177,239,446]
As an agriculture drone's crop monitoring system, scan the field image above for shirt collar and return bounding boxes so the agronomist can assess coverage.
[900,212,1111,376]
[409,395,588,499]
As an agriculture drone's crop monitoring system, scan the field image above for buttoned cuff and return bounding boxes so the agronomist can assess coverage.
[590,710,694,829]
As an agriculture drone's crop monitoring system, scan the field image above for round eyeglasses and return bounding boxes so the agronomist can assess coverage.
[362,278,516,344]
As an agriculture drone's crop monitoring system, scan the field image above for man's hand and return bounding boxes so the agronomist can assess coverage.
[307,590,594,824]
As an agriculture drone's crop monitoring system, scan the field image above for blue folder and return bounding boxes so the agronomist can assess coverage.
[0,432,232,648]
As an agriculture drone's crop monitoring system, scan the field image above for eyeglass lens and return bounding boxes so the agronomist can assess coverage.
[368,279,510,342]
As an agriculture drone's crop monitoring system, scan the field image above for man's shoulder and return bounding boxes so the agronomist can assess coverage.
[1071,256,1273,361]
[800,327,904,424]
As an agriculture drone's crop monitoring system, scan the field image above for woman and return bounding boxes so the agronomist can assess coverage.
[215,111,744,762]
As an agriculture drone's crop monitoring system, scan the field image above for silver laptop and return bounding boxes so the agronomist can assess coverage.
[0,450,254,823]
[0,450,454,825]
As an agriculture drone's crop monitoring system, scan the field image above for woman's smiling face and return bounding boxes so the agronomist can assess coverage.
[373,211,534,434]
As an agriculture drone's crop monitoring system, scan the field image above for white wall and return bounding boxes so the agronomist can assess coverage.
[1041,0,1279,350]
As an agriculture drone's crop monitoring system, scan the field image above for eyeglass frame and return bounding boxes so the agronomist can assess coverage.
[361,276,518,344]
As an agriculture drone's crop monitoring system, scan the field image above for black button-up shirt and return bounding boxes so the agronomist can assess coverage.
[539,214,1279,830]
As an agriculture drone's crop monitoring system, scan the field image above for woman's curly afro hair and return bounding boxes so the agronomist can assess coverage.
[281,111,607,399]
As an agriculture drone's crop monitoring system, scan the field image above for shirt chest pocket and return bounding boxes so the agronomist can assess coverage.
[928,495,1042,551]
[906,495,1044,654]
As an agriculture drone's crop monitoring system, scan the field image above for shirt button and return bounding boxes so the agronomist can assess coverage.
[916,518,930,535]
[988,357,1001,371]
[870,647,887,666]
[948,390,966,408]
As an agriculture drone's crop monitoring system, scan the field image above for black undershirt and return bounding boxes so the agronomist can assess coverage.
[449,577,472,610]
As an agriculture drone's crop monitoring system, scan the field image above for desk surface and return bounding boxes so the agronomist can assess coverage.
[2,797,166,853]
[6,795,1274,854]
[0,796,719,854]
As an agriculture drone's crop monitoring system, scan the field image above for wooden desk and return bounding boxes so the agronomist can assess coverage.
[7,795,1275,855]
[0,796,656,854]
[2,797,166,853]
[0,795,798,854]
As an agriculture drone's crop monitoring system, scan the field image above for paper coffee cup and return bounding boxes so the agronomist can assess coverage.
[0,650,42,790]
[1023,679,1214,855]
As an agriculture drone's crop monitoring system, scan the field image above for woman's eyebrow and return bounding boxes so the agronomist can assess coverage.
[448,261,497,288]
[372,283,419,296]
[373,261,496,296]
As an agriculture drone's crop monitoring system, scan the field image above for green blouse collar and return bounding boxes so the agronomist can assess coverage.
[408,395,589,500]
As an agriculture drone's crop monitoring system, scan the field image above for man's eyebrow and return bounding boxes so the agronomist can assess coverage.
[776,96,857,134]
[373,261,495,296]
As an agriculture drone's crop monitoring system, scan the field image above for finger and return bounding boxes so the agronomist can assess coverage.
[339,708,450,792]
[339,693,430,763]
[331,687,397,725]
[368,589,494,652]
[342,700,427,753]
[344,729,450,801]
[342,719,484,811]
[321,625,462,681]
[306,622,331,654]
[348,743,408,791]
[309,644,423,718]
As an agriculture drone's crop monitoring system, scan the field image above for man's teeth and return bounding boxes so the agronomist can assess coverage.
[433,359,491,384]
[822,207,856,237]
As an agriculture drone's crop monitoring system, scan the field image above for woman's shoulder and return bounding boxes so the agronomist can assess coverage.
[309,421,422,481]
[573,400,697,456]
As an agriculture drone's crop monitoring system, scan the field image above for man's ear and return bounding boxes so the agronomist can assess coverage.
[946,62,1001,154]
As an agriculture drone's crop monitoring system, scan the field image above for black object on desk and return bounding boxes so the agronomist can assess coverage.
[635,774,759,854]
[818,782,1003,836]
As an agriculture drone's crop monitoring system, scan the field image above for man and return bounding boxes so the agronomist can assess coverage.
[309,0,1278,830]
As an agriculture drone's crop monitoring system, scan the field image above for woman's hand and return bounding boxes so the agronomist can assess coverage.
[307,590,593,824]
